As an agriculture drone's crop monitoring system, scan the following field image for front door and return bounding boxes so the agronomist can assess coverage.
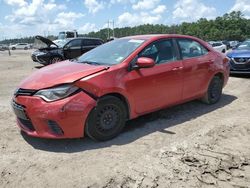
[125,39,183,114]
[64,39,82,59]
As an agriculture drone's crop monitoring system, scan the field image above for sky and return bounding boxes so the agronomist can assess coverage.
[0,0,249,39]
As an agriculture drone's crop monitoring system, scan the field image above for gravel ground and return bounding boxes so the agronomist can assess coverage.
[0,50,249,188]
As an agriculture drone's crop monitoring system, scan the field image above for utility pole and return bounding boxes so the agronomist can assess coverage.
[107,20,115,40]
[107,21,110,39]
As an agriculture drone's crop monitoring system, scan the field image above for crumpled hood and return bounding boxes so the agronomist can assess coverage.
[19,60,108,90]
[227,50,250,58]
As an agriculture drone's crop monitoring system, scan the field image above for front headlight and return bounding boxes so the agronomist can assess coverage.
[34,84,79,102]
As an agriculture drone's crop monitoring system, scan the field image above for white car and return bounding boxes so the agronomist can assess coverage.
[209,41,227,53]
[9,43,30,50]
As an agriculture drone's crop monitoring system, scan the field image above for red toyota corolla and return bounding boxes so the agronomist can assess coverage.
[12,35,229,141]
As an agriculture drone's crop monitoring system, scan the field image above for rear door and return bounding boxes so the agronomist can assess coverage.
[176,38,213,100]
[125,39,184,114]
[63,39,82,59]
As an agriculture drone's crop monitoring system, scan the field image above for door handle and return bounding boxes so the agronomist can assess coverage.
[172,66,183,71]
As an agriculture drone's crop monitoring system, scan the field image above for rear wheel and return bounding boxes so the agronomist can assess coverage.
[12,47,16,50]
[85,96,127,141]
[50,56,62,64]
[201,76,223,104]
[222,49,226,53]
[24,47,28,50]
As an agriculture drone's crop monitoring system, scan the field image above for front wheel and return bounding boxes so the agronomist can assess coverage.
[201,76,223,104]
[85,96,127,141]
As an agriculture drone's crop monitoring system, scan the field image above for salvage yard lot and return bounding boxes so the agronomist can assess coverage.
[0,50,250,187]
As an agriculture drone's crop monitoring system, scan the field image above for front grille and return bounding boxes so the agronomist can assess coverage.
[18,118,35,131]
[12,100,25,109]
[230,59,250,70]
[14,88,36,97]
[233,57,250,64]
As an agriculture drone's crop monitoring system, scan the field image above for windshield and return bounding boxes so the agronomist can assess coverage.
[77,38,145,65]
[236,41,250,50]
[53,39,70,48]
[212,43,222,47]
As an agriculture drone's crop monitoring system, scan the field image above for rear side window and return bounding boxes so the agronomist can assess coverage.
[83,39,96,46]
[177,39,208,59]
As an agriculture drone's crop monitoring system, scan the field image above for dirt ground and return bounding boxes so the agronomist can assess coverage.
[0,50,249,188]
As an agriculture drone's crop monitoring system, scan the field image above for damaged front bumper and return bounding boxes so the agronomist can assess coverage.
[12,91,96,139]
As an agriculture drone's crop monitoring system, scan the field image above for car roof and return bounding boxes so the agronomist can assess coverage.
[122,34,201,41]
[70,37,103,41]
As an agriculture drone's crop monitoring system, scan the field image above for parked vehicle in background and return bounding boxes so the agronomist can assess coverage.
[13,34,230,141]
[31,35,103,65]
[222,40,230,50]
[9,43,30,50]
[53,30,79,44]
[229,41,239,48]
[58,30,78,40]
[209,41,227,53]
[227,40,250,74]
[0,44,8,51]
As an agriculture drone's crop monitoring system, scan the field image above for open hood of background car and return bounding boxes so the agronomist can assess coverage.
[19,60,108,90]
[35,35,58,48]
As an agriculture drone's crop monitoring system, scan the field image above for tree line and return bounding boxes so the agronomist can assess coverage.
[1,11,249,44]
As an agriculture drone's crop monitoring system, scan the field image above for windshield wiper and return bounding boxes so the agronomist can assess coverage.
[80,61,102,65]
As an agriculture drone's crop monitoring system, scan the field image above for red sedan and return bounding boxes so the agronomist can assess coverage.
[12,35,230,141]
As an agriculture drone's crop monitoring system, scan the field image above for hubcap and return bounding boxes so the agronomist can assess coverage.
[96,105,119,132]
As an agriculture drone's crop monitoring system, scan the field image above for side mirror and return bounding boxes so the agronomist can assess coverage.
[135,57,155,69]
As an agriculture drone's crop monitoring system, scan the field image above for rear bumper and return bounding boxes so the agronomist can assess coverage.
[12,91,96,139]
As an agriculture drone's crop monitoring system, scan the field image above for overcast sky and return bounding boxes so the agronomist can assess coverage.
[0,0,249,39]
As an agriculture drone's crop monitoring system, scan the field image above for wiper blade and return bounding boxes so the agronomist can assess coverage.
[80,61,101,65]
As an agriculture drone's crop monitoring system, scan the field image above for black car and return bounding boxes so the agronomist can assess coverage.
[31,36,103,65]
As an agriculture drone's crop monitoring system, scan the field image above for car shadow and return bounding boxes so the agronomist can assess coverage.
[230,73,250,78]
[22,94,237,153]
[34,65,44,69]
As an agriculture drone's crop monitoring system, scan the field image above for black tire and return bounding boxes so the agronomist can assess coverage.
[50,56,62,64]
[222,49,226,53]
[85,96,127,141]
[12,47,16,50]
[24,47,28,50]
[201,76,223,104]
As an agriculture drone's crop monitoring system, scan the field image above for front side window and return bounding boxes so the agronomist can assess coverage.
[139,39,177,64]
[178,39,208,59]
[65,39,81,48]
